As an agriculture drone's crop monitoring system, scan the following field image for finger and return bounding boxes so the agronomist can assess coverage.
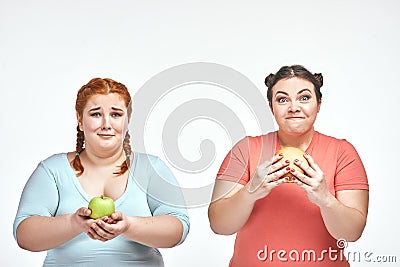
[258,153,284,170]
[303,153,323,175]
[293,157,316,178]
[264,166,291,183]
[110,211,123,221]
[262,176,287,188]
[91,220,114,240]
[294,178,312,190]
[268,159,290,175]
[290,168,312,186]
[77,207,91,217]
[88,225,108,242]
[86,231,96,240]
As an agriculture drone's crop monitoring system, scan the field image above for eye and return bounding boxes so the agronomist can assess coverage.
[90,112,101,117]
[277,97,288,103]
[111,112,123,117]
[300,95,311,101]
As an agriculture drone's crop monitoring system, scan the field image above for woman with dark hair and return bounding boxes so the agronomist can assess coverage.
[208,65,369,266]
[13,78,189,266]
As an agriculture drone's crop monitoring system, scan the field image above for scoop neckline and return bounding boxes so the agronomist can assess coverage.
[62,152,138,206]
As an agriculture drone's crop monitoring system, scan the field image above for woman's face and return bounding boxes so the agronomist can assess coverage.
[270,77,321,136]
[78,93,129,154]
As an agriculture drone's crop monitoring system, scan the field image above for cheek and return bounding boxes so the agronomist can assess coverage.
[303,104,319,116]
[112,119,128,133]
[272,105,286,118]
[82,118,100,131]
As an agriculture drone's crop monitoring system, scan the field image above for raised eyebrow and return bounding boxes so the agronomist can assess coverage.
[275,90,289,96]
[297,88,312,95]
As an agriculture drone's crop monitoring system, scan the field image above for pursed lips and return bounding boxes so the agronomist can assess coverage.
[286,116,305,120]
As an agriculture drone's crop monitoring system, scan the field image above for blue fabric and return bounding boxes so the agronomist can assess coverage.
[13,152,190,267]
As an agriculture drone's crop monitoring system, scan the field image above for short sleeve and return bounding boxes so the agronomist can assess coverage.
[13,162,60,241]
[146,157,190,246]
[216,137,251,185]
[334,140,369,191]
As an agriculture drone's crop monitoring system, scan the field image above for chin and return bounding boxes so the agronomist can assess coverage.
[282,128,309,136]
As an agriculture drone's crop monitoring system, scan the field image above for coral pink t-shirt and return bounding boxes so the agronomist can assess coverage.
[216,131,369,266]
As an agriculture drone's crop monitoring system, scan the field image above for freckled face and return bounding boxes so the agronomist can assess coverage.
[270,77,321,135]
[78,93,129,153]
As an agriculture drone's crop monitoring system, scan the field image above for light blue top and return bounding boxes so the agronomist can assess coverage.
[13,152,190,267]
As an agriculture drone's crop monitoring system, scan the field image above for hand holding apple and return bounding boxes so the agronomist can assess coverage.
[87,211,130,242]
[88,195,115,219]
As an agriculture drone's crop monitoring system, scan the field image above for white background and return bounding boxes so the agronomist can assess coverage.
[1,0,399,266]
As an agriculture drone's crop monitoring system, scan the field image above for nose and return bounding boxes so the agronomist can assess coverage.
[101,116,112,130]
[288,102,300,112]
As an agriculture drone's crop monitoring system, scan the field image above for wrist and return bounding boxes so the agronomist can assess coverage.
[68,214,83,235]
[121,216,136,239]
[240,185,258,204]
[318,192,337,209]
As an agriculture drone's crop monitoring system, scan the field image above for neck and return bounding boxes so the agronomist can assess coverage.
[277,128,315,151]
[81,146,125,168]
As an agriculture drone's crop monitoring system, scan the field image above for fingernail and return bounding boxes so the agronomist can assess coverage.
[285,166,291,171]
[285,177,289,181]
[294,159,299,163]
[279,153,283,156]
[285,159,290,164]
[291,168,295,173]
[304,152,309,156]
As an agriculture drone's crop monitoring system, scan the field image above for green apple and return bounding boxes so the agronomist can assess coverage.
[88,195,115,219]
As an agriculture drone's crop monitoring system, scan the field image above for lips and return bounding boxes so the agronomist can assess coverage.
[286,117,305,120]
[98,134,115,137]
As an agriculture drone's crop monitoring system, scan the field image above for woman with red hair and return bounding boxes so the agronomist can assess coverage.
[13,78,189,266]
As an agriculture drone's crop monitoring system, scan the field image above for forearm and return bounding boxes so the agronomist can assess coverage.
[16,215,82,252]
[122,215,183,248]
[208,187,256,235]
[320,195,367,241]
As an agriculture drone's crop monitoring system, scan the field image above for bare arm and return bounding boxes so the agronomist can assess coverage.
[16,208,94,252]
[294,154,369,241]
[89,213,184,248]
[208,155,290,235]
[122,215,183,248]
[208,181,255,235]
[319,190,368,241]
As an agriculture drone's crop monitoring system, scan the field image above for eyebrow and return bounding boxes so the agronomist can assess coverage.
[275,88,312,96]
[88,107,101,112]
[88,107,124,112]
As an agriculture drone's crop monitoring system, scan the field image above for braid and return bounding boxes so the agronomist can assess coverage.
[72,125,85,176]
[114,131,132,175]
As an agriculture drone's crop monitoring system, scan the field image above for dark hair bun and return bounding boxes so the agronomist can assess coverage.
[265,73,275,88]
[313,73,323,87]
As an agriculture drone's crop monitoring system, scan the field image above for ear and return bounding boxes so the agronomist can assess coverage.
[317,99,322,113]
[76,111,83,131]
[269,101,274,115]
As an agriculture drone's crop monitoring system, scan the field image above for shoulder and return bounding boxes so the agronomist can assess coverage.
[234,131,276,149]
[39,153,68,169]
[315,131,361,160]
[133,151,162,165]
[132,152,169,173]
[316,131,356,149]
[28,153,69,183]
